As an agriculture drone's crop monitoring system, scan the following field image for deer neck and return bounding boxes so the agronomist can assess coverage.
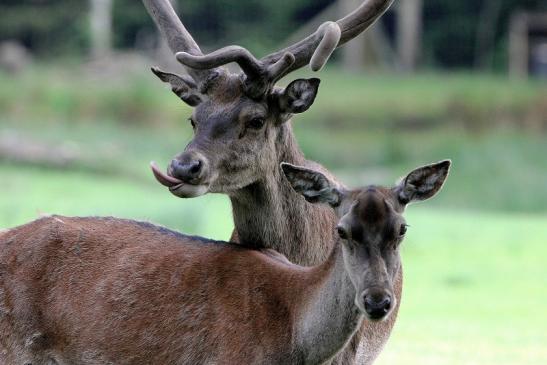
[295,243,363,363]
[229,121,336,266]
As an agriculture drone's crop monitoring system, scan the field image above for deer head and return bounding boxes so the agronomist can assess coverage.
[147,0,395,197]
[282,160,451,320]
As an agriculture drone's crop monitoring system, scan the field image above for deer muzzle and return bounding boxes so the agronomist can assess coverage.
[358,288,395,322]
[150,158,210,198]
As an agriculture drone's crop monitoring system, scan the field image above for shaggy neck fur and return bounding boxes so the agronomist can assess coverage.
[229,121,337,266]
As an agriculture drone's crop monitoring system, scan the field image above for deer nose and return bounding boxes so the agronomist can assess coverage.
[363,291,392,320]
[169,153,207,184]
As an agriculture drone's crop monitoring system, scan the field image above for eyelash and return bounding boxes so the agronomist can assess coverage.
[337,226,348,240]
[247,117,265,129]
[399,224,408,237]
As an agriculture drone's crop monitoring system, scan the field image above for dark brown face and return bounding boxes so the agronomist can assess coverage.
[150,70,320,198]
[335,187,406,321]
[281,160,451,321]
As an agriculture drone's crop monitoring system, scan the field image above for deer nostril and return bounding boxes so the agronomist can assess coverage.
[189,160,202,174]
[363,294,392,319]
[170,158,205,182]
[379,297,391,312]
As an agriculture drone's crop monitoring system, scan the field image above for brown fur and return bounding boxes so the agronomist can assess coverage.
[0,217,296,364]
[0,215,386,365]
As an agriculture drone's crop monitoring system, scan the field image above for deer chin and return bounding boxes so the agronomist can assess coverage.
[150,161,209,198]
[169,183,209,198]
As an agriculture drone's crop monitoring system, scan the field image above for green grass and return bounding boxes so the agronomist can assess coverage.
[295,69,547,131]
[1,64,545,129]
[0,163,233,239]
[377,209,547,365]
[3,117,546,212]
[296,126,547,212]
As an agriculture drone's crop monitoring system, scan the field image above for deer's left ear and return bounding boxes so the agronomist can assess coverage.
[151,67,204,107]
[276,78,320,114]
[281,162,343,207]
[395,160,451,205]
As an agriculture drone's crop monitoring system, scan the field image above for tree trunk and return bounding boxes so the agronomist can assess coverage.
[396,0,422,72]
[508,12,528,79]
[156,0,183,70]
[341,0,366,72]
[90,0,113,59]
[474,0,502,71]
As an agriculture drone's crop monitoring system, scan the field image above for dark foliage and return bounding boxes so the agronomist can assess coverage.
[0,0,545,68]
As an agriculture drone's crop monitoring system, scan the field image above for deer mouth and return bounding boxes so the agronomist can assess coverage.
[150,161,209,198]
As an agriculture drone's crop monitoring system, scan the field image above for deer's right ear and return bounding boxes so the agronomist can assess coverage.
[151,67,204,107]
[276,78,320,115]
[281,162,343,207]
[395,160,451,205]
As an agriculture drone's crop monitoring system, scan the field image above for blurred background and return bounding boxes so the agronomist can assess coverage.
[0,0,546,364]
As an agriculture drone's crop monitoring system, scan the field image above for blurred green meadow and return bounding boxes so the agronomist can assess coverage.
[1,64,546,364]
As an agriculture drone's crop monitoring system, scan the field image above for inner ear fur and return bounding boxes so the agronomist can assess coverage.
[396,160,451,204]
[151,67,204,107]
[276,78,320,114]
[281,162,342,207]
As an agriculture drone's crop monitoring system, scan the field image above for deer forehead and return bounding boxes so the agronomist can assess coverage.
[206,74,275,107]
[345,188,402,239]
[355,189,390,223]
[195,97,268,122]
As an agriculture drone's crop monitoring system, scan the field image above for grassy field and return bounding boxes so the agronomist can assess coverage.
[1,64,546,364]
[377,210,547,365]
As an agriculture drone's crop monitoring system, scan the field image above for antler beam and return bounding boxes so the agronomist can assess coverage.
[142,0,214,81]
[261,0,395,78]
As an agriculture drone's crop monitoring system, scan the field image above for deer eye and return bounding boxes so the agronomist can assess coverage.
[188,117,196,129]
[399,224,408,236]
[336,226,349,240]
[247,117,265,129]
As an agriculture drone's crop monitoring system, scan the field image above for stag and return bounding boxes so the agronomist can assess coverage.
[146,0,396,363]
[0,161,450,365]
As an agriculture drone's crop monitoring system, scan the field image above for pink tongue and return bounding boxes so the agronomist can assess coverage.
[150,161,183,188]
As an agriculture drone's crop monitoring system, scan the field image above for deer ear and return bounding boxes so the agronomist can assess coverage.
[277,78,320,114]
[151,67,204,107]
[395,160,451,205]
[281,162,343,207]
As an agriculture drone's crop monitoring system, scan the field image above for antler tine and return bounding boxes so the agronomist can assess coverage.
[245,51,295,97]
[260,0,395,78]
[176,46,264,80]
[267,52,296,83]
[142,0,213,81]
[337,0,395,44]
[310,22,341,72]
